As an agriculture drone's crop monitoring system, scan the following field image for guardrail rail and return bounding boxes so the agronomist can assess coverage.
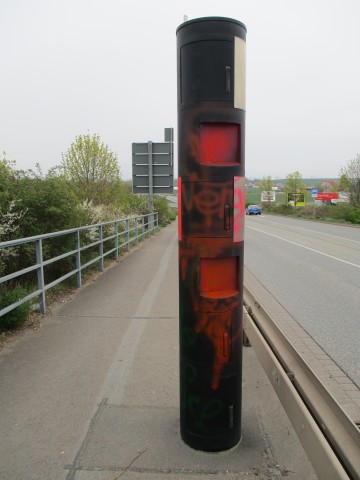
[0,212,158,317]
[243,286,360,480]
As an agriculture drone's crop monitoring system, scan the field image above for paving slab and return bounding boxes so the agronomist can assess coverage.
[0,224,317,480]
[65,345,316,480]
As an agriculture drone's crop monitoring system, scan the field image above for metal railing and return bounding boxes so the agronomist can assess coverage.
[243,286,360,480]
[0,212,158,317]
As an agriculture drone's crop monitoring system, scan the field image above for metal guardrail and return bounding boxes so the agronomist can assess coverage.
[0,212,158,317]
[243,286,360,480]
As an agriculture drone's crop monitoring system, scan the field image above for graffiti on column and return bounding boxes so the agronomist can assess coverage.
[177,16,246,452]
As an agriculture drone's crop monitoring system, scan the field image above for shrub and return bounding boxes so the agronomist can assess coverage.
[15,175,84,237]
[153,196,177,226]
[0,286,32,330]
[335,204,360,224]
[266,203,294,215]
[298,204,316,216]
[123,194,176,226]
[260,200,360,225]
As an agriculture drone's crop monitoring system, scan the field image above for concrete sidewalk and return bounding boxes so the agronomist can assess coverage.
[0,223,316,480]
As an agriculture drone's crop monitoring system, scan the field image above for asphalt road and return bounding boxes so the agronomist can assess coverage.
[244,213,360,387]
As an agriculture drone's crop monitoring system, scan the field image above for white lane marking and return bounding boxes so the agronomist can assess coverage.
[259,218,360,245]
[247,226,360,269]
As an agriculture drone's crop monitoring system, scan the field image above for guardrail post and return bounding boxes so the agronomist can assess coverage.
[142,216,145,239]
[35,238,46,313]
[126,219,130,252]
[135,218,138,245]
[99,225,104,271]
[114,222,119,260]
[76,230,82,288]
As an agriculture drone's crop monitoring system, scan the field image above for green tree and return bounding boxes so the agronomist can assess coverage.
[15,173,83,237]
[259,175,273,192]
[284,171,306,208]
[0,156,23,276]
[0,153,17,210]
[339,154,360,206]
[61,133,121,204]
[7,170,87,281]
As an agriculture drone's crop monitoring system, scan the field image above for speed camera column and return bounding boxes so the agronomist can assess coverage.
[177,17,247,451]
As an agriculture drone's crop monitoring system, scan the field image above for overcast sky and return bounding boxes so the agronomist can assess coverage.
[1,0,359,180]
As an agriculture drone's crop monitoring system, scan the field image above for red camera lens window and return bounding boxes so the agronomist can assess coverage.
[200,257,239,298]
[199,123,239,165]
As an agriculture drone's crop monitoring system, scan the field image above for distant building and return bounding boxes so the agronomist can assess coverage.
[320,180,338,192]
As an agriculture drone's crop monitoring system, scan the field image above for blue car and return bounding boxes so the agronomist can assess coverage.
[246,204,261,215]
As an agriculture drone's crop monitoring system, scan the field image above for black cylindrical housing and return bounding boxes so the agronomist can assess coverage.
[177,17,247,451]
